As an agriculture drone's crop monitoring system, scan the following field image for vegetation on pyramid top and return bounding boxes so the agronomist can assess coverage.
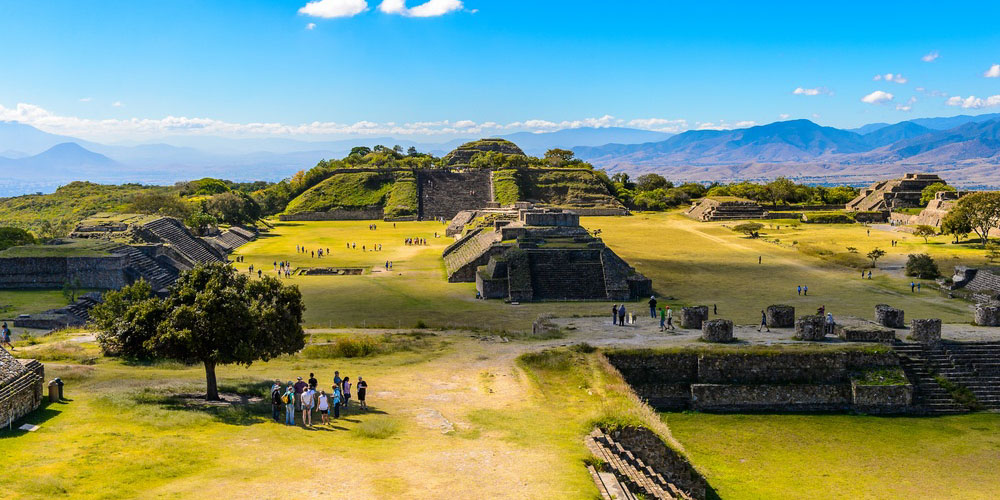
[443,138,527,166]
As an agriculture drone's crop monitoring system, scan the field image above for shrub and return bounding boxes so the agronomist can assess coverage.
[804,213,854,224]
[517,349,575,372]
[905,253,940,279]
[731,222,764,237]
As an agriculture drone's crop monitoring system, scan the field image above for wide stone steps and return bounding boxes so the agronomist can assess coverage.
[894,342,1000,412]
[530,263,608,300]
[442,229,501,279]
[419,170,492,220]
[142,218,222,264]
[585,430,688,500]
[111,246,176,291]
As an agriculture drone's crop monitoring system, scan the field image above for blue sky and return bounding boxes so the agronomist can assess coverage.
[1,0,1000,141]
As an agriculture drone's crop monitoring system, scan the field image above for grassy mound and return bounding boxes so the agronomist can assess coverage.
[384,171,418,218]
[284,172,396,214]
[519,169,621,208]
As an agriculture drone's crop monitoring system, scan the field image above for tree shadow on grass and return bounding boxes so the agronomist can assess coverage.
[0,401,64,439]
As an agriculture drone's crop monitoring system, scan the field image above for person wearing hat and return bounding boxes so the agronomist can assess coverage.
[648,296,657,319]
[270,383,282,422]
[293,377,307,412]
[282,385,296,426]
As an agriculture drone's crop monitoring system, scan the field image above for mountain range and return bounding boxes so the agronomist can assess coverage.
[3,113,1000,197]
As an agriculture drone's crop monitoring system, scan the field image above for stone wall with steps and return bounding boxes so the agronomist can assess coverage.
[418,170,493,220]
[685,198,766,221]
[585,427,703,500]
[892,342,1000,413]
[139,218,225,265]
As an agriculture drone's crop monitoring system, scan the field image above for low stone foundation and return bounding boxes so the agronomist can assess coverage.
[680,306,709,329]
[975,305,1000,326]
[701,319,734,343]
[875,304,905,328]
[851,381,913,414]
[795,315,826,341]
[691,383,850,412]
[836,320,896,343]
[766,305,795,328]
[910,319,942,344]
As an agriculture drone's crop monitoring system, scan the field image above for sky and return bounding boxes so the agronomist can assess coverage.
[2,0,1000,142]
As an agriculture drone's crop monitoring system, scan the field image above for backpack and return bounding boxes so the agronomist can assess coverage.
[281,393,290,404]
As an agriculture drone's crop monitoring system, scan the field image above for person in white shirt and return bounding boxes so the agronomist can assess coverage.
[317,390,330,426]
[300,387,315,426]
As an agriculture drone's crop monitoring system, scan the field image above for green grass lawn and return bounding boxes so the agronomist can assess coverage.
[666,412,1000,499]
[0,289,73,319]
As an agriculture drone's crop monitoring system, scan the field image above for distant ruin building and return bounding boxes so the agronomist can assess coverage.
[443,206,652,301]
[0,346,44,427]
[0,213,256,328]
[846,173,946,212]
[898,190,971,227]
[685,197,766,221]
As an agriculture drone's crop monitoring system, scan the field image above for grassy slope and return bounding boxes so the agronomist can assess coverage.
[0,182,167,233]
[284,172,395,214]
[667,412,1000,499]
[520,170,620,208]
[0,290,72,318]
[384,172,418,218]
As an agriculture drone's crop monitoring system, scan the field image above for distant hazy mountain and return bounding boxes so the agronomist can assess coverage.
[499,127,673,156]
[861,121,934,148]
[0,121,100,156]
[0,143,118,176]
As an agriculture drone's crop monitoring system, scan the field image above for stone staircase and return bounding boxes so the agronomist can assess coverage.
[585,429,692,500]
[442,228,502,282]
[141,218,223,264]
[529,255,608,300]
[892,343,1000,413]
[685,198,766,221]
[419,170,493,220]
[111,245,177,292]
[206,228,256,252]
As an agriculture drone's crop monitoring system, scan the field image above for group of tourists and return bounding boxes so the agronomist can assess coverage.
[272,371,369,427]
[796,285,809,296]
[910,281,922,292]
[1,321,13,350]
[861,270,873,279]
[611,303,633,326]
[273,260,293,278]
[368,224,378,230]
[234,255,245,263]
[383,261,394,271]
[404,238,427,246]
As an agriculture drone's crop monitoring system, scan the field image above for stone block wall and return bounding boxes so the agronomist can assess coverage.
[975,305,1000,326]
[0,256,127,289]
[851,382,912,414]
[910,319,942,344]
[875,304,905,328]
[1,351,44,427]
[605,426,708,499]
[766,305,795,328]
[680,306,709,329]
[701,319,734,343]
[278,207,384,221]
[691,384,851,412]
[795,315,826,340]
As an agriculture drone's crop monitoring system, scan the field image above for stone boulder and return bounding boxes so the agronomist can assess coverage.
[766,305,795,328]
[875,304,905,329]
[795,315,826,341]
[975,304,1000,327]
[910,319,942,344]
[701,319,734,343]
[680,306,709,329]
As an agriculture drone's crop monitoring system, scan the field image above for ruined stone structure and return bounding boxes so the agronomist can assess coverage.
[0,346,44,427]
[894,342,1000,413]
[835,316,896,342]
[586,427,706,500]
[444,206,651,301]
[605,347,910,413]
[795,315,826,341]
[903,190,970,227]
[975,304,1000,327]
[680,306,709,329]
[14,292,103,330]
[684,197,766,221]
[701,319,734,343]
[766,305,795,328]
[418,169,493,220]
[910,319,942,344]
[950,266,1000,304]
[875,304,905,329]
[846,173,946,212]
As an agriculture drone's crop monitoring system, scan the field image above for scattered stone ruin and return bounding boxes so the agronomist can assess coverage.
[680,306,709,329]
[898,190,971,227]
[835,316,896,343]
[701,319,734,343]
[14,292,103,330]
[685,197,766,221]
[766,305,795,328]
[443,206,651,301]
[975,304,1000,327]
[0,346,44,428]
[949,266,1000,304]
[874,304,905,329]
[909,319,942,344]
[795,315,826,341]
[846,173,946,212]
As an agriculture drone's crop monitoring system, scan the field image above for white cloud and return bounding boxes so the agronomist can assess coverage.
[896,97,917,111]
[778,113,790,120]
[946,95,1000,109]
[78,97,92,102]
[792,87,828,96]
[874,73,907,84]
[984,64,1000,78]
[112,101,124,107]
[626,118,688,133]
[299,0,368,18]
[695,120,757,131]
[306,22,316,30]
[861,91,894,104]
[378,0,463,17]
[922,51,939,62]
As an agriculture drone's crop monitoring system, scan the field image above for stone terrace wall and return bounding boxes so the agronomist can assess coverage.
[279,207,384,221]
[0,256,127,289]
[1,349,44,427]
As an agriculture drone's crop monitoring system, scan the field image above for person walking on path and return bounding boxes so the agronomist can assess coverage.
[342,377,352,412]
[910,282,916,292]
[270,383,282,422]
[803,285,808,296]
[617,304,626,327]
[758,310,770,332]
[666,306,675,330]
[612,305,619,326]
[317,390,330,426]
[659,306,666,331]
[293,377,307,411]
[648,296,657,319]
[817,305,825,316]
[357,377,368,411]
[797,285,802,296]
[283,385,296,426]
[301,385,315,427]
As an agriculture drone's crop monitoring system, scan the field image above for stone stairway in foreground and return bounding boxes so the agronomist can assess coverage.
[110,245,177,292]
[141,218,223,265]
[893,342,1000,413]
[585,429,693,500]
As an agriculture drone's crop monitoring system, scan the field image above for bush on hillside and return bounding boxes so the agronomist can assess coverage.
[0,226,36,251]
[804,213,854,224]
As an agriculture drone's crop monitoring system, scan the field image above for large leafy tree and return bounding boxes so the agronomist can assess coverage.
[954,192,1000,247]
[941,205,973,244]
[920,182,956,206]
[0,227,35,251]
[92,264,306,400]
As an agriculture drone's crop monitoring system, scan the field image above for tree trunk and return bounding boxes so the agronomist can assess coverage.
[204,360,220,401]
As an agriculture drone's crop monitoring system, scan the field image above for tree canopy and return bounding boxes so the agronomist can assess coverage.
[953,192,1000,246]
[92,264,306,400]
[920,183,956,206]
